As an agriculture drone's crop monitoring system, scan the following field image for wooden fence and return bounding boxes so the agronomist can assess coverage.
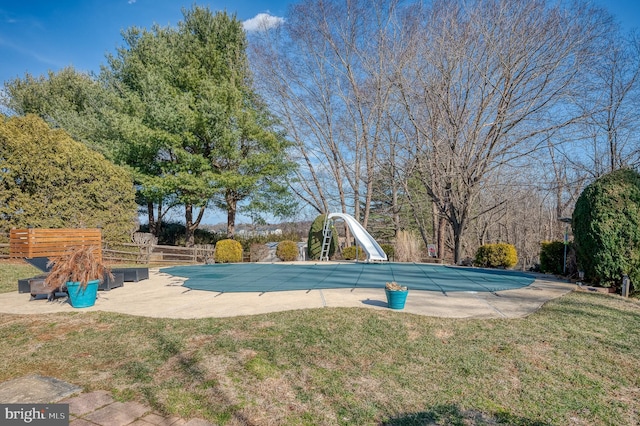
[102,241,215,265]
[1,229,214,265]
[9,228,102,261]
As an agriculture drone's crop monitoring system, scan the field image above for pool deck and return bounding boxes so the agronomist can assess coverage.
[0,265,576,319]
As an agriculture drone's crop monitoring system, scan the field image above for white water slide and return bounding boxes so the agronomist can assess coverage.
[328,213,388,262]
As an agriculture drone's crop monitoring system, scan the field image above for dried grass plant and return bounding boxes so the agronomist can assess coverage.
[385,281,407,291]
[394,230,422,262]
[45,245,112,290]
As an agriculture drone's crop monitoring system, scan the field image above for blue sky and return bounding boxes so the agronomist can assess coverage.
[1,1,638,86]
[0,0,290,85]
[1,0,638,226]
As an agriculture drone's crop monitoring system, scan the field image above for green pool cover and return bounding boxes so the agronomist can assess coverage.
[161,263,535,294]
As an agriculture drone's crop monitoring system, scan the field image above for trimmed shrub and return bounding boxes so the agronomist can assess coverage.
[474,243,518,268]
[573,168,640,288]
[307,214,338,260]
[342,245,366,261]
[236,231,304,252]
[276,240,299,261]
[540,241,568,275]
[214,239,243,263]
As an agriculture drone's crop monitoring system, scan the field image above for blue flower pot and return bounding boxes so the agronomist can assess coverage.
[66,279,99,308]
[385,289,408,309]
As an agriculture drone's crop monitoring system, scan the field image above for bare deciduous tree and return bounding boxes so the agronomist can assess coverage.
[395,0,606,263]
[249,0,403,231]
[572,29,640,177]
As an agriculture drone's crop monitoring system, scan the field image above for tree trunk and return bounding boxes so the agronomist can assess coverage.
[185,204,195,247]
[226,193,237,238]
[155,202,163,236]
[185,204,206,247]
[147,201,156,235]
[437,215,446,262]
[452,222,464,265]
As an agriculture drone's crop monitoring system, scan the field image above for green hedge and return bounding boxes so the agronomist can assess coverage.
[573,168,640,289]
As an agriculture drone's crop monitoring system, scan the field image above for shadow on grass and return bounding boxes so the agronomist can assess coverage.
[382,404,552,426]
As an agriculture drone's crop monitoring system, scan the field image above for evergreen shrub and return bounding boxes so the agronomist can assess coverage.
[573,168,640,289]
[307,214,338,260]
[214,239,243,263]
[276,240,299,261]
[380,244,395,261]
[342,246,366,260]
[474,243,518,268]
[540,241,567,275]
[0,115,137,242]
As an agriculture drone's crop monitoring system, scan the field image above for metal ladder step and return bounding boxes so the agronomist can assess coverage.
[320,216,332,261]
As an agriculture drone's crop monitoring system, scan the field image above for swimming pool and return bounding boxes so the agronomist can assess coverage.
[162,262,535,294]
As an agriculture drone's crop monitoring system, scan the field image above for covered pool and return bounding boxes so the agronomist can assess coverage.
[161,262,535,294]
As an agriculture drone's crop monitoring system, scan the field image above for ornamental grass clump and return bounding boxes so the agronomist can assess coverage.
[45,245,111,290]
[385,281,407,291]
[395,230,421,262]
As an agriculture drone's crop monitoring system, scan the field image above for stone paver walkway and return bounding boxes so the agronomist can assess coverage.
[63,390,213,426]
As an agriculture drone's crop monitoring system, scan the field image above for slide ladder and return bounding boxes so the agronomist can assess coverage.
[319,216,333,261]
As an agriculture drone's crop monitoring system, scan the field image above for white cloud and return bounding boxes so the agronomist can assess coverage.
[128,0,136,4]
[242,13,284,32]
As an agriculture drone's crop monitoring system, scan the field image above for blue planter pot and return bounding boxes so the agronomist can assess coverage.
[66,279,99,308]
[385,289,408,309]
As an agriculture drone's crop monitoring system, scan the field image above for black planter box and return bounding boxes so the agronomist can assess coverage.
[112,268,149,282]
[99,272,124,291]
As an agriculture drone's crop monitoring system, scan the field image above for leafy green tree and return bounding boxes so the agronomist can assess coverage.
[573,169,640,289]
[3,7,297,246]
[2,67,118,157]
[1,67,179,238]
[104,6,296,245]
[0,115,137,242]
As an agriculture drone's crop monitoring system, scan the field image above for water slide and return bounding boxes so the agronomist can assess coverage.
[328,213,388,261]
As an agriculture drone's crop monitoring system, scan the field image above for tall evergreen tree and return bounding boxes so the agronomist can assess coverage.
[105,6,296,244]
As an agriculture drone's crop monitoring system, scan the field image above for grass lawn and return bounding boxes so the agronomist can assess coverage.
[0,263,639,425]
[0,259,42,293]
